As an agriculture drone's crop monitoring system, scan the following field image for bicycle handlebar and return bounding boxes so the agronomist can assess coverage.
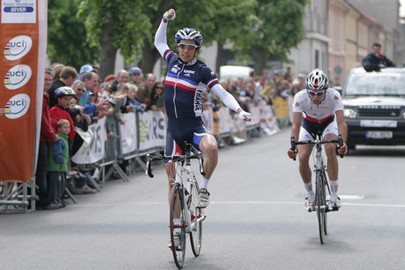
[145,142,205,178]
[290,134,344,159]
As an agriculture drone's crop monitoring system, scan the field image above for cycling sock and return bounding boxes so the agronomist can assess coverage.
[304,181,313,195]
[173,218,181,225]
[199,178,209,190]
[330,180,338,194]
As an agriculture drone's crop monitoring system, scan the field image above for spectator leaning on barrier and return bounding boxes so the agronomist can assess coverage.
[110,69,129,93]
[104,97,117,138]
[147,81,165,112]
[48,66,78,108]
[72,79,108,124]
[144,73,156,89]
[80,71,99,106]
[50,63,65,81]
[114,83,131,113]
[128,66,143,87]
[78,64,94,81]
[126,84,146,112]
[154,8,253,229]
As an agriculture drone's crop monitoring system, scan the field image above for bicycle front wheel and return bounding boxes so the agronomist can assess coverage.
[169,183,186,269]
[316,171,327,245]
[189,182,203,257]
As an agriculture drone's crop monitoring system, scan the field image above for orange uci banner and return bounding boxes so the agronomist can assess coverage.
[0,0,47,182]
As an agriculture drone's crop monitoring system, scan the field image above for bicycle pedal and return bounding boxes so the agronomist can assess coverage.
[327,206,339,212]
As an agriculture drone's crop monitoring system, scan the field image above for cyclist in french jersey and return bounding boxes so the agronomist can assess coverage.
[154,9,252,211]
[287,69,348,212]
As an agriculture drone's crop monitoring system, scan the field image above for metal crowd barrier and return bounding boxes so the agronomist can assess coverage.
[0,101,283,213]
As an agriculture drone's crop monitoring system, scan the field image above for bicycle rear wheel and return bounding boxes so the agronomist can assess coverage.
[189,182,203,257]
[316,171,327,244]
[169,183,186,269]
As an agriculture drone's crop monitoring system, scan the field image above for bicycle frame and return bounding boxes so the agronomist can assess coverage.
[172,148,205,233]
[292,134,343,244]
[145,141,206,268]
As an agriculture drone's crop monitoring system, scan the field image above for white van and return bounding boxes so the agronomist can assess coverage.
[219,65,254,80]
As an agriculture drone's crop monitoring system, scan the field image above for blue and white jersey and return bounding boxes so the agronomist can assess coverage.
[162,50,219,118]
[154,19,240,119]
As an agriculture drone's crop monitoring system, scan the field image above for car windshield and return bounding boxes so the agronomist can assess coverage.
[345,72,405,96]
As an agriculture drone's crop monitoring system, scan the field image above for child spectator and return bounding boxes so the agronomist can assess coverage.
[49,86,76,141]
[46,119,71,209]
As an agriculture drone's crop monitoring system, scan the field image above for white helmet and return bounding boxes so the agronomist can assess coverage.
[305,69,329,90]
[175,28,203,47]
[55,86,76,98]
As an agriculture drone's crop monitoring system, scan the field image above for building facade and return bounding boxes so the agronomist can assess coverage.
[159,0,405,83]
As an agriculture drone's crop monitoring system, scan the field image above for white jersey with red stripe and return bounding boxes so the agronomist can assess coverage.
[292,88,344,120]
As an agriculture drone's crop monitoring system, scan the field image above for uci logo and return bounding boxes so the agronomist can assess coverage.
[4,64,32,90]
[4,93,30,119]
[4,35,32,60]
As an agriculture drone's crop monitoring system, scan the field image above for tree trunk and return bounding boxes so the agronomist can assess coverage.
[215,41,226,75]
[252,47,268,76]
[98,19,117,81]
[139,38,161,74]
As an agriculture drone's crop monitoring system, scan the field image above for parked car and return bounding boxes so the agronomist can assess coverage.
[341,67,405,150]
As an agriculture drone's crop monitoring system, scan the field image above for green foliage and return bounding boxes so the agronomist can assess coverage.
[47,0,98,68]
[210,0,257,44]
[47,0,308,74]
[78,0,152,61]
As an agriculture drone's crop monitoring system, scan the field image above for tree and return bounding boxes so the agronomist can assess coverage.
[78,0,220,79]
[209,0,257,72]
[232,0,308,75]
[48,0,308,79]
[47,0,98,70]
[78,0,151,80]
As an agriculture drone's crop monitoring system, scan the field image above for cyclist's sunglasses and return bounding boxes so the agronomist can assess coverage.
[177,43,198,50]
[307,90,326,97]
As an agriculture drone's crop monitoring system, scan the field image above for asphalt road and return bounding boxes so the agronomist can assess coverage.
[1,128,405,270]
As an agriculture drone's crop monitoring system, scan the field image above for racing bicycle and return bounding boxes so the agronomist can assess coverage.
[146,142,206,269]
[291,134,343,244]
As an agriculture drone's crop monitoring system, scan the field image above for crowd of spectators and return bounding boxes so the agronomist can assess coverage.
[37,62,308,210]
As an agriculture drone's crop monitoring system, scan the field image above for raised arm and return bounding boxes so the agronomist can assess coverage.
[154,9,176,57]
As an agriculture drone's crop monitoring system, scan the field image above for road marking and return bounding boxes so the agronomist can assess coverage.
[78,199,405,209]
[210,201,405,208]
[339,194,364,200]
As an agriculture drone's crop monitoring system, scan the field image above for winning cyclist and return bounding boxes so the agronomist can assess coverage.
[154,8,252,242]
[287,69,347,212]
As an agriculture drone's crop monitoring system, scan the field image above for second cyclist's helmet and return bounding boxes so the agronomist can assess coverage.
[55,86,76,98]
[305,69,329,90]
[175,28,203,47]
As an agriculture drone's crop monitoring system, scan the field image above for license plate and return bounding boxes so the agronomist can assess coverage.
[360,120,397,128]
[365,131,393,139]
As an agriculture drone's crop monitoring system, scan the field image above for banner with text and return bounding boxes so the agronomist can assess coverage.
[138,111,166,151]
[0,0,47,182]
[72,118,107,165]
